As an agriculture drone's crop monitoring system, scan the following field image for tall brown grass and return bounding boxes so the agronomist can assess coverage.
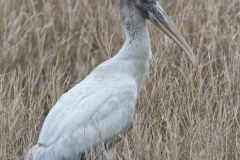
[0,0,239,159]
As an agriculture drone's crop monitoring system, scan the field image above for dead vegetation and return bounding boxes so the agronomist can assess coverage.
[0,0,239,159]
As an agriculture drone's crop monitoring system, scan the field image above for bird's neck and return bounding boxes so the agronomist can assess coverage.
[115,22,152,89]
[118,23,152,61]
[118,1,152,62]
[102,3,152,90]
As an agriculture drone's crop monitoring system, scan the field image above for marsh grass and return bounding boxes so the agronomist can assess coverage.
[0,0,239,159]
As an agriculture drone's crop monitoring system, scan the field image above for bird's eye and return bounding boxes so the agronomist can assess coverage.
[142,0,148,3]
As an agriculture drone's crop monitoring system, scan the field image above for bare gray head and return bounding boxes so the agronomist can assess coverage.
[120,0,197,65]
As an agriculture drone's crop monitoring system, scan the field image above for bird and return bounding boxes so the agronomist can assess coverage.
[25,0,197,159]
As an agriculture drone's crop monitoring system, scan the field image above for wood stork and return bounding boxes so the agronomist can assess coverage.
[25,0,197,159]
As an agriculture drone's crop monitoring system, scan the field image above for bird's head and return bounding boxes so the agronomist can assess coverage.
[120,0,197,65]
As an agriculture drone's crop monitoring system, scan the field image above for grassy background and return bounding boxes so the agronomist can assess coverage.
[0,0,239,159]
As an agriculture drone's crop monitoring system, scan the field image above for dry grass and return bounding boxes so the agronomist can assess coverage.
[0,0,240,159]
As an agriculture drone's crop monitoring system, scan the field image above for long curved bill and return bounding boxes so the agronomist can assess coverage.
[147,2,197,65]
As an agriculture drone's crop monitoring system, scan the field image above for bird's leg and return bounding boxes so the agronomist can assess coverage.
[80,152,86,160]
[103,145,117,160]
[102,129,132,160]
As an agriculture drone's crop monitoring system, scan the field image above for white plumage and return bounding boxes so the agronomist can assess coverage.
[26,0,196,159]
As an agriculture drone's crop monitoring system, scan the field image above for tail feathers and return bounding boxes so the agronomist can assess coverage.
[25,144,42,160]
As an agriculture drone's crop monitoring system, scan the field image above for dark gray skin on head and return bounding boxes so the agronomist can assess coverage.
[120,0,159,21]
[134,0,157,19]
[135,0,170,30]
